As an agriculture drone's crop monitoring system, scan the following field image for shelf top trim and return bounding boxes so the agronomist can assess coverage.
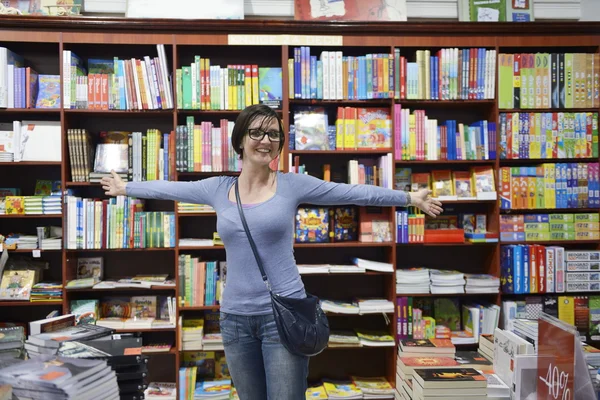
[0,16,599,36]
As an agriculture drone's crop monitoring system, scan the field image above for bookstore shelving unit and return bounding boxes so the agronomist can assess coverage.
[0,16,599,394]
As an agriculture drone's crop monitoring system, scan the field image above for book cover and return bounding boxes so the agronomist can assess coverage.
[295,207,329,243]
[258,67,282,109]
[35,74,60,109]
[294,0,407,21]
[332,206,357,242]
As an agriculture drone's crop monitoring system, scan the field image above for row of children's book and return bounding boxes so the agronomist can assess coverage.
[291,106,393,150]
[178,256,225,307]
[395,166,497,200]
[289,47,497,101]
[498,112,599,160]
[394,105,497,161]
[64,195,176,249]
[498,52,600,110]
[175,117,241,173]
[63,46,174,111]
[500,247,600,294]
[177,63,282,110]
[498,163,600,209]
[500,213,600,242]
[67,129,174,183]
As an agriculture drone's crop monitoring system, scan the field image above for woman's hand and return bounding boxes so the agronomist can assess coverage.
[411,189,443,217]
[101,170,127,197]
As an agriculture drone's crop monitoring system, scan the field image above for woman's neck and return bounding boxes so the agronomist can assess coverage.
[238,164,275,191]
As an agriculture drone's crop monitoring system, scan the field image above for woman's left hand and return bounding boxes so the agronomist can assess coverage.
[411,189,443,217]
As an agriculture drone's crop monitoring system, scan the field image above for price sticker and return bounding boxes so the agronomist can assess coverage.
[32,250,41,258]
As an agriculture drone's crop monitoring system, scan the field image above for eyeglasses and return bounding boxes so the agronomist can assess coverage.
[247,128,282,142]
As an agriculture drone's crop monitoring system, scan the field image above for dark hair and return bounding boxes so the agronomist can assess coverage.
[231,104,285,160]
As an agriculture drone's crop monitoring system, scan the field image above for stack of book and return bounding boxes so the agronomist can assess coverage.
[512,319,538,351]
[24,323,113,358]
[0,355,119,399]
[429,270,465,294]
[396,268,430,294]
[465,274,500,294]
[328,330,361,348]
[396,355,460,400]
[30,282,62,302]
[355,298,394,314]
[58,336,149,400]
[181,318,203,351]
[411,368,488,400]
[478,334,494,361]
[0,326,25,369]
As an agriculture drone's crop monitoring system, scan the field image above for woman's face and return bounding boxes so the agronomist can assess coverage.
[241,116,281,166]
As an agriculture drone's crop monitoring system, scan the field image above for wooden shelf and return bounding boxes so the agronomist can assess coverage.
[179,305,221,311]
[178,212,217,217]
[178,171,240,177]
[500,240,600,245]
[500,158,599,164]
[178,246,225,251]
[0,161,62,166]
[65,248,175,252]
[66,182,100,187]
[500,108,598,113]
[291,150,393,155]
[0,108,60,114]
[0,214,62,218]
[67,286,176,292]
[396,242,497,246]
[397,99,495,106]
[0,300,63,307]
[64,109,172,115]
[8,249,62,253]
[395,159,495,165]
[290,99,392,106]
[398,292,499,297]
[294,242,394,248]
[301,271,392,276]
[178,109,282,115]
[501,208,600,214]
[440,199,496,204]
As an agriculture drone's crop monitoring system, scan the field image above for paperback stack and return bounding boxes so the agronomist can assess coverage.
[355,298,394,314]
[0,326,25,369]
[398,338,456,358]
[429,270,465,294]
[411,368,488,400]
[512,319,538,351]
[25,323,113,358]
[0,355,119,399]
[396,268,430,294]
[477,334,494,361]
[58,337,149,400]
[328,330,361,348]
[396,355,460,400]
[465,274,500,293]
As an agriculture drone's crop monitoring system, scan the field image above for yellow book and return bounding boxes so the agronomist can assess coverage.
[245,65,252,109]
[252,64,259,106]
[335,107,344,150]
[558,296,574,325]
[343,107,357,150]
[194,125,202,172]
[305,385,328,399]
[382,54,389,98]
[409,113,416,160]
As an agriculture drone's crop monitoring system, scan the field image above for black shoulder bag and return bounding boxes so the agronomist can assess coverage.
[234,180,330,357]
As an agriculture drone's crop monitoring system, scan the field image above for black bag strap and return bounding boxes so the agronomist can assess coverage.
[234,179,272,291]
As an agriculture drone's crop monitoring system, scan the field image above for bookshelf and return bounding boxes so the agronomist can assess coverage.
[0,15,599,396]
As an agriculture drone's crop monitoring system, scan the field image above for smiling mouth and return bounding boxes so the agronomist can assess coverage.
[256,149,271,153]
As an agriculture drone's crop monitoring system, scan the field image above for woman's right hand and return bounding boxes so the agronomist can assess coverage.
[101,170,127,196]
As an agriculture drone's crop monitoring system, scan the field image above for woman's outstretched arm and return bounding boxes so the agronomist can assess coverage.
[291,173,443,217]
[101,171,222,206]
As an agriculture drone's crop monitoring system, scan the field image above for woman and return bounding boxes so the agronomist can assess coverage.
[101,104,442,400]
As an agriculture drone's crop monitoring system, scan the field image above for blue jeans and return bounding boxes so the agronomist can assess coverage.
[220,311,309,400]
